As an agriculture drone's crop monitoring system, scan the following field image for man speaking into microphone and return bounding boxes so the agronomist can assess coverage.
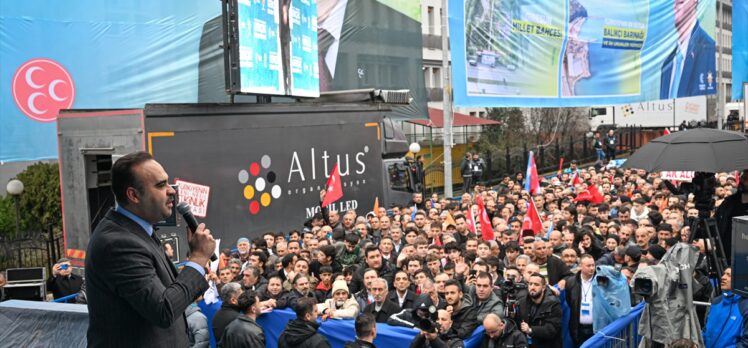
[85,151,216,347]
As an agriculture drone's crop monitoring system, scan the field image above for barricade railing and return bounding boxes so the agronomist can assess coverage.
[51,292,79,303]
[580,302,645,348]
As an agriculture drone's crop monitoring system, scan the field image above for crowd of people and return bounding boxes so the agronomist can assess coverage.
[181,161,748,348]
[3,157,747,348]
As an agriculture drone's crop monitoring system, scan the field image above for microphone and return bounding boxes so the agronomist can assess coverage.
[177,202,217,262]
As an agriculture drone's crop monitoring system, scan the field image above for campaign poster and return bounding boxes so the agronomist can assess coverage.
[451,0,716,107]
[237,0,285,95]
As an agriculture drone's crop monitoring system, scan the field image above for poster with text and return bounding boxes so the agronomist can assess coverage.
[451,0,716,107]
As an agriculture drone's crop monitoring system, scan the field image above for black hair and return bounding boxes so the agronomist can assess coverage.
[111,151,153,205]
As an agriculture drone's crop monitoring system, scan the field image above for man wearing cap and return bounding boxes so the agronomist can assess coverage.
[47,258,83,300]
[233,237,251,263]
[644,245,666,265]
[318,280,359,320]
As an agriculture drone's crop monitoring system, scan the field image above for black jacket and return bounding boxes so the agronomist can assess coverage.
[349,259,395,294]
[46,273,84,300]
[344,339,377,348]
[716,192,748,264]
[479,319,528,348]
[564,272,594,345]
[278,319,331,348]
[212,303,242,343]
[259,288,288,309]
[409,329,465,348]
[542,256,572,286]
[390,289,417,309]
[363,298,402,323]
[451,304,480,339]
[282,289,316,310]
[85,210,209,348]
[516,291,563,348]
[219,315,265,348]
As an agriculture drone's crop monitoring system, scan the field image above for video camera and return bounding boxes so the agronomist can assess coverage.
[500,279,526,320]
[417,318,440,334]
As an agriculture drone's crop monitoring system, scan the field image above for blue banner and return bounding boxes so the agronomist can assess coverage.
[732,0,748,101]
[237,0,285,95]
[450,0,716,107]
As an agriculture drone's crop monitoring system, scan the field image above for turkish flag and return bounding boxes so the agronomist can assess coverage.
[476,196,494,241]
[522,199,543,235]
[322,163,343,207]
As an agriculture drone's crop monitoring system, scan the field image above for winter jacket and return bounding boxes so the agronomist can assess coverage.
[349,258,395,294]
[479,318,528,348]
[344,339,377,348]
[219,315,265,348]
[516,291,562,348]
[462,285,505,322]
[185,304,209,348]
[363,298,401,323]
[211,303,241,343]
[409,328,465,348]
[278,319,331,348]
[390,289,418,309]
[282,289,316,310]
[703,292,748,348]
[540,256,572,287]
[565,272,591,345]
[450,304,480,339]
[315,281,333,303]
[259,288,288,309]
[317,296,360,319]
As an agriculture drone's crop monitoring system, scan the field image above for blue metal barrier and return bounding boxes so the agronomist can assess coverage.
[580,302,645,348]
[51,292,79,303]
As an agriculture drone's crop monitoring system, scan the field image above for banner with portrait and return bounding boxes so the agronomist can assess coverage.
[450,0,716,107]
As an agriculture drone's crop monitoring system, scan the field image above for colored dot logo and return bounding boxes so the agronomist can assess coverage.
[238,155,282,215]
[12,58,76,122]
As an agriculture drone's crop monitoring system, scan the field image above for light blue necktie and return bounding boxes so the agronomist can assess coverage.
[670,49,683,99]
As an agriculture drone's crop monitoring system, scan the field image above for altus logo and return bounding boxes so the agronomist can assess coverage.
[238,155,282,215]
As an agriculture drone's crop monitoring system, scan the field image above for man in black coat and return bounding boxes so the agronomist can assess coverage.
[390,270,417,309]
[565,255,596,347]
[212,282,243,343]
[531,239,572,288]
[409,309,465,348]
[716,170,748,264]
[443,279,480,339]
[85,152,214,348]
[220,290,265,348]
[517,273,562,348]
[481,313,527,348]
[278,297,331,348]
[47,258,83,300]
[350,245,395,293]
[282,274,316,310]
[363,278,401,323]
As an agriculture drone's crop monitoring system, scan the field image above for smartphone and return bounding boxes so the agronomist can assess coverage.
[60,264,69,270]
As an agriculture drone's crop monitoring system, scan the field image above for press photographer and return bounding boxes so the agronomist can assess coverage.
[408,309,464,348]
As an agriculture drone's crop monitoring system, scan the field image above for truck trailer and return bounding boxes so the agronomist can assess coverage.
[58,102,419,265]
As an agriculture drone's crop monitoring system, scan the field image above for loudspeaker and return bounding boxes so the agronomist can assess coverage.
[4,283,45,301]
[732,216,748,297]
[6,267,45,283]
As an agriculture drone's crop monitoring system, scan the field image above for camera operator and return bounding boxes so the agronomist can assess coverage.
[516,273,562,348]
[408,309,464,348]
[481,313,527,348]
[716,170,748,264]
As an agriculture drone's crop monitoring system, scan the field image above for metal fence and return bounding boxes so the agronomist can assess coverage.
[0,224,63,275]
[422,126,650,194]
[580,302,644,348]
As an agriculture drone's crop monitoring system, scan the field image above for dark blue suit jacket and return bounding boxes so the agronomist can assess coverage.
[659,22,716,99]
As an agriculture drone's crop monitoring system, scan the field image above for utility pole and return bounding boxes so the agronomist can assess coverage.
[441,0,454,197]
[717,0,724,129]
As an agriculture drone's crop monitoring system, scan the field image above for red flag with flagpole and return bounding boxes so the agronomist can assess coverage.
[476,196,494,241]
[321,163,343,207]
[466,204,478,234]
[522,199,543,235]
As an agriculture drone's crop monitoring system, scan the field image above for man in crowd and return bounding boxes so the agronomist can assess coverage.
[463,272,504,321]
[703,267,748,347]
[278,297,331,348]
[408,309,464,348]
[481,313,527,348]
[220,290,265,347]
[517,273,562,348]
[443,279,479,339]
[212,282,243,343]
[344,314,378,348]
[391,270,417,309]
[46,258,83,300]
[566,254,596,347]
[363,278,401,323]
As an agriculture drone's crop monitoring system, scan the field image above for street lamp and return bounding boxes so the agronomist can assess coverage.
[6,179,24,237]
[409,142,421,154]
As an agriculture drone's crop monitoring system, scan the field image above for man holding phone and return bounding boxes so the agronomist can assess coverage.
[46,257,83,300]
